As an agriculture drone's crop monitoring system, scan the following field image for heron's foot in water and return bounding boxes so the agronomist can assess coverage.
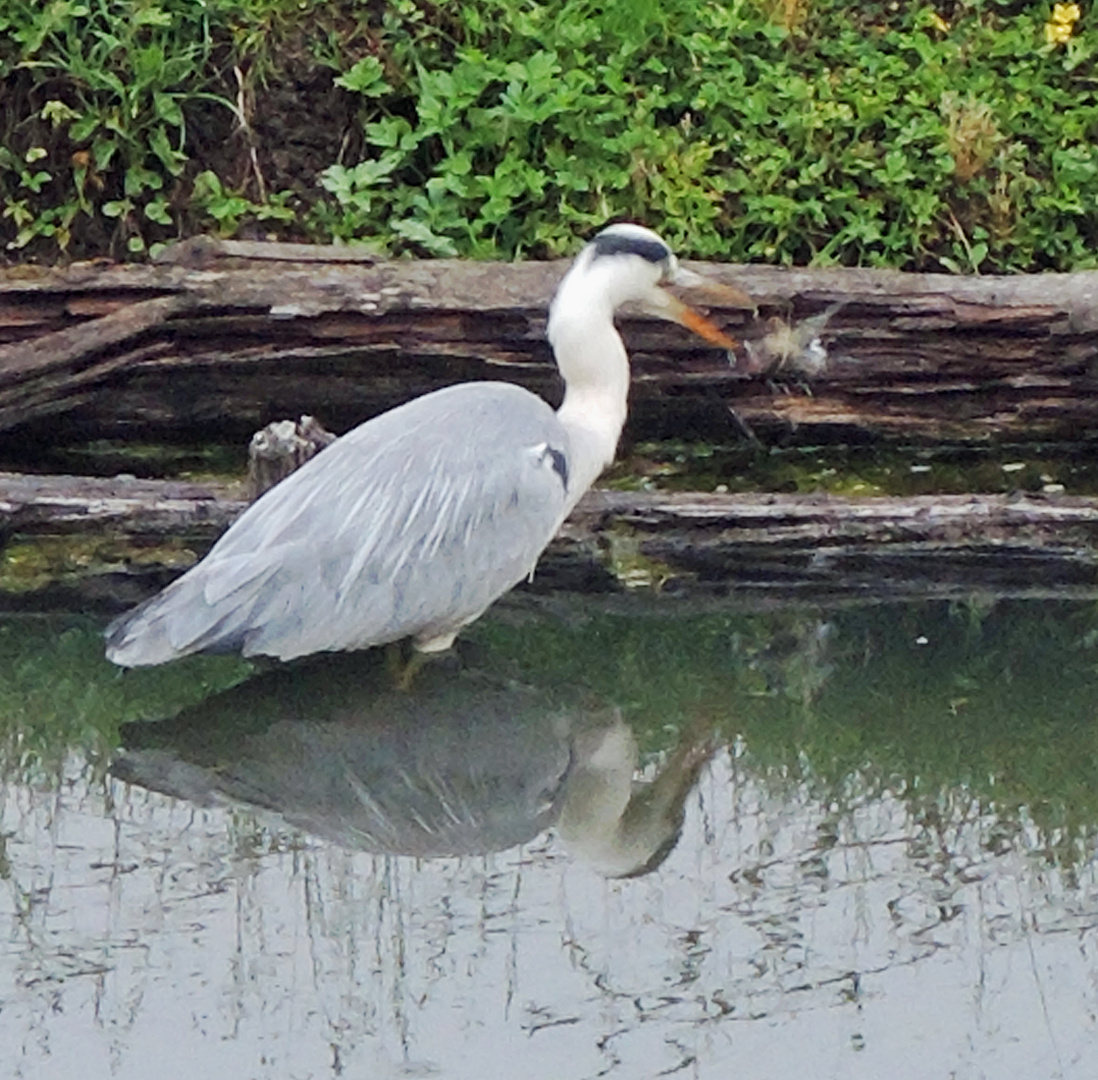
[384,639,466,690]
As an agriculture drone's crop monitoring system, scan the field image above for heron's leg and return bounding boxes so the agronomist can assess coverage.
[400,649,435,692]
[384,640,441,691]
[384,640,411,687]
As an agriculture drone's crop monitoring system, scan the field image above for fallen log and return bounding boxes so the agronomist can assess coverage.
[2,244,1098,449]
[3,472,1097,611]
[0,470,245,536]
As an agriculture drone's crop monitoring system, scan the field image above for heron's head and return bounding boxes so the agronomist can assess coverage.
[549,223,751,352]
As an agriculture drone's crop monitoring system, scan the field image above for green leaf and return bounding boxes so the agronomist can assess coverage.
[335,56,392,97]
[69,113,101,143]
[192,170,223,201]
[133,44,166,87]
[133,6,172,28]
[40,100,80,127]
[152,93,183,128]
[22,170,51,193]
[92,138,117,171]
[391,218,458,256]
[149,125,185,176]
[365,117,419,151]
[124,167,162,197]
[144,197,172,225]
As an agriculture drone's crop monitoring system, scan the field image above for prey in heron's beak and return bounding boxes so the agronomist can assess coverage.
[642,267,755,352]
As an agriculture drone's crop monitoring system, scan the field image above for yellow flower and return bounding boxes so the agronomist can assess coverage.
[1052,2,1082,25]
[928,11,950,32]
[1044,2,1081,45]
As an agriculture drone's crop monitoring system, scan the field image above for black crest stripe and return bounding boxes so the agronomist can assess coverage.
[591,232,670,264]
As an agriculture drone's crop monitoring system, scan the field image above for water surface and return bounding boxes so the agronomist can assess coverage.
[2,597,1096,1079]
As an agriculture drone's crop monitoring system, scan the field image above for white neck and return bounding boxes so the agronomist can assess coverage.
[549,278,632,514]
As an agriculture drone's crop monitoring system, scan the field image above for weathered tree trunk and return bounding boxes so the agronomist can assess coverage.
[3,472,1097,611]
[2,241,1098,448]
[0,470,246,536]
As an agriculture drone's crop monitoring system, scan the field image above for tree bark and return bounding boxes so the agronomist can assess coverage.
[0,470,245,536]
[3,472,1097,610]
[2,244,1098,447]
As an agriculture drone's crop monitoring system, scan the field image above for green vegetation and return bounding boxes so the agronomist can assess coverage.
[2,0,1096,268]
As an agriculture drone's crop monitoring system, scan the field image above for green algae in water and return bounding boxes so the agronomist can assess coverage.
[607,440,1098,497]
[0,535,198,594]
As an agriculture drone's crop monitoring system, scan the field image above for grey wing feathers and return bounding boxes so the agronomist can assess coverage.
[105,383,570,666]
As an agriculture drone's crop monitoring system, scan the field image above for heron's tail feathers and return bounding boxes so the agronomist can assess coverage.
[104,556,279,667]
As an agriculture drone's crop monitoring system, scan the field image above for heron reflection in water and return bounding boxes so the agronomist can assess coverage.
[112,654,718,878]
[105,224,750,669]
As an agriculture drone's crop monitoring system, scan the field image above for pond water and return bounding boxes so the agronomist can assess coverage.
[2,595,1097,1079]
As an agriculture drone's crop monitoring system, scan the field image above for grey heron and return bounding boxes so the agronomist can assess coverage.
[105,223,747,668]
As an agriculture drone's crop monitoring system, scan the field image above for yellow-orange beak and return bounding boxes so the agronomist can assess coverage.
[641,262,751,351]
[645,268,754,351]
[658,291,741,350]
[673,274,757,313]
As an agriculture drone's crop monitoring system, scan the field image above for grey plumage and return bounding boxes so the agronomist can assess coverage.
[106,383,569,664]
